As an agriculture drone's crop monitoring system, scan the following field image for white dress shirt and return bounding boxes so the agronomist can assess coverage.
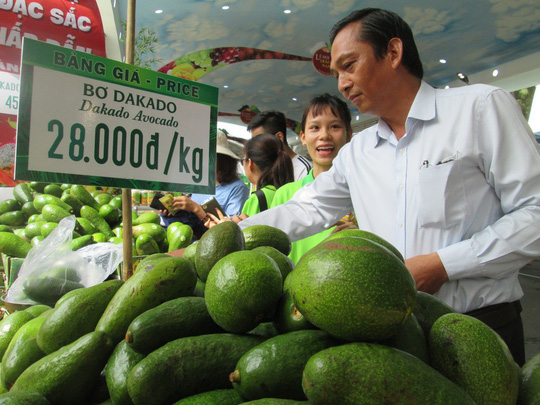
[240,81,540,313]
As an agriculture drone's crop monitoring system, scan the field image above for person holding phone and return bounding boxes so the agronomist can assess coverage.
[161,130,249,239]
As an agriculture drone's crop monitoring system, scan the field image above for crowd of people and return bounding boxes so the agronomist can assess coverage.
[161,7,540,367]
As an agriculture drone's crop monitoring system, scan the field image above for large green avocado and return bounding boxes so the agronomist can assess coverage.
[287,236,416,341]
[302,342,476,404]
[428,313,519,405]
[322,228,404,262]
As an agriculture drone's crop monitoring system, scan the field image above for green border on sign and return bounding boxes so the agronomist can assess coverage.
[15,38,219,194]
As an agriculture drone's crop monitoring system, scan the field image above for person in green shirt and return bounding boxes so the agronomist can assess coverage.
[240,133,294,217]
[271,93,355,263]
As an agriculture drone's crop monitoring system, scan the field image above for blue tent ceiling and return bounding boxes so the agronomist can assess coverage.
[116,0,540,129]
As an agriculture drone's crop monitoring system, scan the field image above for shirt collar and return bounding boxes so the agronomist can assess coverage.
[374,80,436,146]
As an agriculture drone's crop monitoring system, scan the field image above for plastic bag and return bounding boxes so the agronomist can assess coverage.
[5,216,123,306]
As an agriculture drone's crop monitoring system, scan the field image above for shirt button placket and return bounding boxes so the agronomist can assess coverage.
[395,146,407,254]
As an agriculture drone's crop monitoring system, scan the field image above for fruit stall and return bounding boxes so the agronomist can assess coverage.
[0,188,538,403]
[0,0,538,404]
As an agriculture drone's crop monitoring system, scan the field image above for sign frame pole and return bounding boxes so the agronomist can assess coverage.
[121,0,136,280]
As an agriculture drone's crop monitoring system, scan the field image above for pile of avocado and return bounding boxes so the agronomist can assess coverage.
[0,190,538,404]
[0,181,193,258]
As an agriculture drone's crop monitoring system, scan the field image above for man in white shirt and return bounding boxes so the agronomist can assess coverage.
[247,110,312,181]
[239,8,540,365]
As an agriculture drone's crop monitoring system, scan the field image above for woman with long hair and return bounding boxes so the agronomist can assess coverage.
[240,133,294,217]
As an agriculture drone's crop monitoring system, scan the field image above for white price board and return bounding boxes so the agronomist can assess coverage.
[15,38,219,194]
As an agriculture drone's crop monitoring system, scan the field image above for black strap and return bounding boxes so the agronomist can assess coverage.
[254,189,268,212]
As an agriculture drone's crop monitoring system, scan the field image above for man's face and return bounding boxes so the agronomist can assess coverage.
[330,21,394,116]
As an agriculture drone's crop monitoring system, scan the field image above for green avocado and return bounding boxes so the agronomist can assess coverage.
[127,333,265,404]
[0,391,50,404]
[32,194,72,214]
[0,198,21,216]
[518,351,540,405]
[172,389,243,405]
[378,312,430,364]
[22,276,84,307]
[303,342,476,404]
[95,255,197,343]
[412,290,456,336]
[287,236,416,341]
[0,232,32,258]
[252,246,294,282]
[135,234,160,256]
[125,296,223,354]
[205,250,282,333]
[231,330,340,400]
[242,225,291,255]
[194,221,244,282]
[36,279,123,354]
[428,313,519,405]
[13,183,34,205]
[11,331,115,405]
[323,228,404,262]
[105,340,146,405]
[0,311,36,360]
[43,184,63,198]
[271,289,316,334]
[0,211,26,227]
[0,309,54,390]
[133,211,160,225]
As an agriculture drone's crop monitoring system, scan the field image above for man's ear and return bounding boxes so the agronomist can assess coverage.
[275,131,285,143]
[387,37,403,69]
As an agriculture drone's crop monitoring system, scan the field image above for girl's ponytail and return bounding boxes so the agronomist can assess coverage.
[245,134,294,189]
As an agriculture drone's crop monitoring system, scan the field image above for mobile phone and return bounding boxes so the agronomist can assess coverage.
[149,192,167,211]
[200,196,224,217]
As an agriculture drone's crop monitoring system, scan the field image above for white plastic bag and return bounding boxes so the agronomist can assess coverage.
[6,216,123,305]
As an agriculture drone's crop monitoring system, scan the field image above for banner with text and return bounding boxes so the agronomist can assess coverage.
[16,38,219,194]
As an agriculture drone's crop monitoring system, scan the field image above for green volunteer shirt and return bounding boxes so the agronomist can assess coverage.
[241,185,277,217]
[271,170,333,264]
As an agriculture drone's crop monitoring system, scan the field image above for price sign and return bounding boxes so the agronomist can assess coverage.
[0,71,20,114]
[15,38,219,194]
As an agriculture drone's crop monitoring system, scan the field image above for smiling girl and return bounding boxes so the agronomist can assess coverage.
[270,93,355,263]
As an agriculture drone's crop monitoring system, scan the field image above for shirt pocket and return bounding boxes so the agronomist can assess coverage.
[417,159,465,228]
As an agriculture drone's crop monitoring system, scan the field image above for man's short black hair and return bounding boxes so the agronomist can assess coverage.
[329,8,423,80]
[247,110,289,146]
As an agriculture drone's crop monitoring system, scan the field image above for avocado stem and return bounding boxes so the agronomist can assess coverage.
[229,369,241,383]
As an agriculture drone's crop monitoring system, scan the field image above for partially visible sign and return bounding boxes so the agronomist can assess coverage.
[312,46,332,76]
[16,39,219,194]
[0,0,106,75]
[0,71,19,114]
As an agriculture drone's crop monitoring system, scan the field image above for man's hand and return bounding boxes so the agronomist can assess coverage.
[331,220,358,233]
[405,252,448,294]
